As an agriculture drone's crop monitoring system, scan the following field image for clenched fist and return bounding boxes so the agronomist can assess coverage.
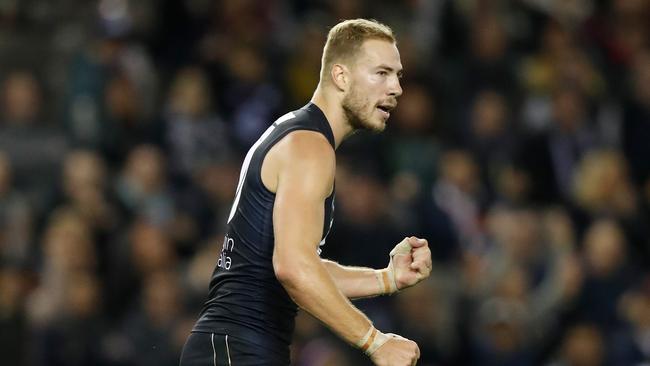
[370,334,420,366]
[390,237,432,291]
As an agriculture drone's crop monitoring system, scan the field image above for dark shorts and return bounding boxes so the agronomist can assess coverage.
[179,331,290,366]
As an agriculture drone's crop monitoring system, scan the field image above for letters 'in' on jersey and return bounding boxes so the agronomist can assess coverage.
[192,103,336,354]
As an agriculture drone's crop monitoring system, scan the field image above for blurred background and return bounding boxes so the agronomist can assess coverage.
[0,0,648,365]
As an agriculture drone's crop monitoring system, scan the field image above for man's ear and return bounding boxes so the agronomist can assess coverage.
[330,64,349,91]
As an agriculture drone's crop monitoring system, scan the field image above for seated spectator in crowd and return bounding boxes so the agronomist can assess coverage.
[31,271,109,366]
[0,264,30,365]
[163,66,233,180]
[611,278,650,365]
[0,70,68,208]
[0,151,33,265]
[550,324,606,366]
[116,145,175,226]
[574,219,637,334]
[518,86,600,204]
[120,270,188,366]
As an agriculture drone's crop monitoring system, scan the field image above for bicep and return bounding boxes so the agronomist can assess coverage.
[272,132,335,264]
[273,179,326,256]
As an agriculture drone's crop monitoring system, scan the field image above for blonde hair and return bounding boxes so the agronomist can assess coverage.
[320,19,395,81]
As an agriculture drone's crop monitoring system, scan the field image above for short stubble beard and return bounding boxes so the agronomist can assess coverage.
[341,84,385,133]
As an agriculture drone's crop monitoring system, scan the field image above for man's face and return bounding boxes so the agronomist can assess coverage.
[342,39,403,132]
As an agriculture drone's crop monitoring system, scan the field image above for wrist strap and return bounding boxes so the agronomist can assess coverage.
[375,238,412,295]
[356,326,390,356]
[375,268,397,295]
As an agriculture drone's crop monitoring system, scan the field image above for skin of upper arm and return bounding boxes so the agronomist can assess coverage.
[270,131,336,280]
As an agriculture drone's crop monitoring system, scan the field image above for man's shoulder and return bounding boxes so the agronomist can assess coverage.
[278,130,335,164]
[273,130,335,197]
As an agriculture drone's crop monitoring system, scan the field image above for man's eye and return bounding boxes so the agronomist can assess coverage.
[377,71,388,76]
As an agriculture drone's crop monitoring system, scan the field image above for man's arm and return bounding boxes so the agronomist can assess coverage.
[321,260,384,299]
[269,131,420,364]
[322,237,433,299]
[271,131,371,345]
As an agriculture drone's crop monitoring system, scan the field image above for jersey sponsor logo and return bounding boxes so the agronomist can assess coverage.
[218,234,236,270]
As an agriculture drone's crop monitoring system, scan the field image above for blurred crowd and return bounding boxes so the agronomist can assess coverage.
[0,0,648,365]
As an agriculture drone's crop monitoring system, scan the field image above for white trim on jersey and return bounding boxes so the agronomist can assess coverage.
[227,112,296,224]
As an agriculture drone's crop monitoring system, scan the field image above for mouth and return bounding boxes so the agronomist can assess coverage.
[376,104,395,120]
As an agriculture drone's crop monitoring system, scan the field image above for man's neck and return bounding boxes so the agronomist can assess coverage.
[310,86,354,149]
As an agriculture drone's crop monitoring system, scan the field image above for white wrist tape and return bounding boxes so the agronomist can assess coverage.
[375,238,413,294]
[356,326,390,356]
[375,268,397,295]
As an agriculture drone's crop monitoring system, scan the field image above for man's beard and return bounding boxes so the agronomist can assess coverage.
[341,86,384,133]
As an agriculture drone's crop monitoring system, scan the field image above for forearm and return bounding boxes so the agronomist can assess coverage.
[322,259,389,299]
[276,254,373,346]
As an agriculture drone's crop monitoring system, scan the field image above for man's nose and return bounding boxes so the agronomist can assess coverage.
[388,76,402,97]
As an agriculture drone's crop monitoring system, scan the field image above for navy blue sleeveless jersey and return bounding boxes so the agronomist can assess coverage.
[192,103,336,353]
